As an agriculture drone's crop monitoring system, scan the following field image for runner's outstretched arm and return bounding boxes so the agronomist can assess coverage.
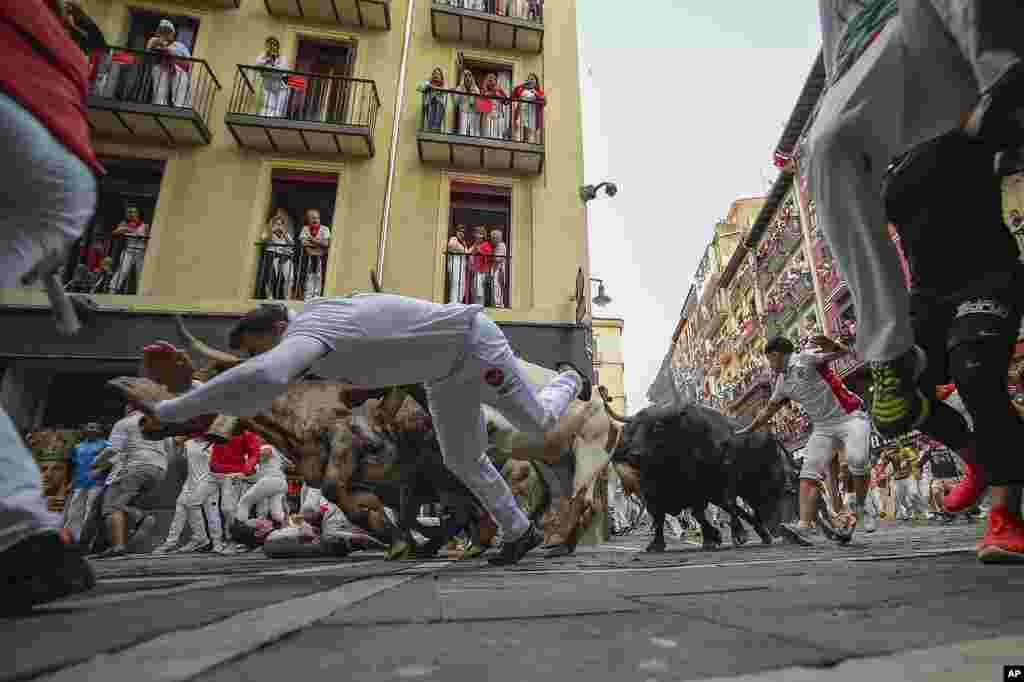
[154,335,329,422]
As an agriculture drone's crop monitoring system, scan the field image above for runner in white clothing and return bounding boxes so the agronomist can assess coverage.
[738,335,876,546]
[115,294,591,565]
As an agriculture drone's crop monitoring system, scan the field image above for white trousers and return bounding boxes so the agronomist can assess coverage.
[162,494,211,546]
[801,413,872,481]
[187,474,246,543]
[425,313,582,540]
[152,67,192,108]
[111,248,145,294]
[62,487,101,540]
[805,0,1020,362]
[893,477,928,518]
[237,476,288,524]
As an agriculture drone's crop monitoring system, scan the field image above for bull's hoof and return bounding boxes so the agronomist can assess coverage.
[758,532,774,545]
[732,527,749,546]
[544,543,574,559]
[701,540,722,551]
[386,540,415,561]
[645,541,666,553]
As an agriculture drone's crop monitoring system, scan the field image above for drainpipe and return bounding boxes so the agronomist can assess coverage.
[376,0,416,289]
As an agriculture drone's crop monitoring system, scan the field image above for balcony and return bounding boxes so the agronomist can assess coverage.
[431,0,543,53]
[63,235,149,296]
[764,269,814,338]
[443,250,510,309]
[264,0,391,30]
[225,66,379,157]
[87,47,221,145]
[417,88,544,173]
[253,240,329,301]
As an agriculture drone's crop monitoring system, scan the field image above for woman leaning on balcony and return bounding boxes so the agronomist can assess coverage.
[255,37,290,119]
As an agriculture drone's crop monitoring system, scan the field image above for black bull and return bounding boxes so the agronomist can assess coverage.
[611,404,800,552]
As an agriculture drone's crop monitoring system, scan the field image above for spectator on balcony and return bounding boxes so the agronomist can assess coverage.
[512,73,543,144]
[110,205,148,294]
[417,67,447,133]
[490,228,508,308]
[64,2,106,58]
[446,225,468,304]
[256,36,290,119]
[478,74,508,140]
[299,208,330,300]
[454,69,480,137]
[146,19,191,108]
[262,208,295,300]
[469,226,493,305]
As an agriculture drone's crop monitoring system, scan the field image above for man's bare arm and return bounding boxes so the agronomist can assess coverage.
[738,400,786,434]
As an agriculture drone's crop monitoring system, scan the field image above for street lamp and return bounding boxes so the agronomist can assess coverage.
[591,277,612,307]
[579,181,618,204]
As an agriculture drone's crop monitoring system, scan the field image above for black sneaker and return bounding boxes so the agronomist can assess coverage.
[487,522,543,566]
[555,362,592,402]
[965,62,1024,150]
[1,530,96,612]
[870,345,931,438]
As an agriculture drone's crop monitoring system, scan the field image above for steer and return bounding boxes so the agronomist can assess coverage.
[601,393,796,553]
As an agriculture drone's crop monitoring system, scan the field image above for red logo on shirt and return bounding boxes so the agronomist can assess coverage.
[484,368,505,387]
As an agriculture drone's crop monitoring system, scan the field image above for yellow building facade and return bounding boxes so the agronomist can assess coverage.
[0,0,592,431]
[592,317,625,416]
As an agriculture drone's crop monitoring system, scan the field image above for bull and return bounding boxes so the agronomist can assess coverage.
[599,390,798,553]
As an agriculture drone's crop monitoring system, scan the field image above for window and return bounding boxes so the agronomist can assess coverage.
[63,157,165,295]
[93,10,200,108]
[445,181,511,308]
[255,170,339,301]
[288,38,357,124]
[125,10,200,52]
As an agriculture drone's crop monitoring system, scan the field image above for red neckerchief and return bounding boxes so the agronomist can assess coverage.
[306,224,321,238]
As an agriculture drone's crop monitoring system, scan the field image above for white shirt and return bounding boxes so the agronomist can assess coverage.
[286,294,483,388]
[107,413,173,481]
[182,438,212,490]
[770,351,861,426]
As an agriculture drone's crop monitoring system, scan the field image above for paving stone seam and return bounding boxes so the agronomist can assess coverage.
[33,562,453,682]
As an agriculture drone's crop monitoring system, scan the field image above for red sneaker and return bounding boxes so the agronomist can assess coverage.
[977,508,1024,564]
[943,459,985,513]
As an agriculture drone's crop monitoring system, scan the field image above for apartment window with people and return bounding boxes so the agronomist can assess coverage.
[91,11,200,108]
[256,170,339,302]
[446,182,511,308]
[62,157,165,296]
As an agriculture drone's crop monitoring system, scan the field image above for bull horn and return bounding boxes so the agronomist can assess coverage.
[597,386,631,423]
[175,315,243,366]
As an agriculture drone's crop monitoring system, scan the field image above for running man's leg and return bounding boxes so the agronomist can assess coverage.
[150,335,329,423]
[426,377,530,542]
[460,313,584,439]
[237,477,288,522]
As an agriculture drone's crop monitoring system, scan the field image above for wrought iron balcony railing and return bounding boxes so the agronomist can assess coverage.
[431,0,543,52]
[444,250,510,309]
[63,235,149,295]
[418,86,544,144]
[253,240,330,301]
[87,46,221,144]
[226,65,380,156]
[417,87,544,172]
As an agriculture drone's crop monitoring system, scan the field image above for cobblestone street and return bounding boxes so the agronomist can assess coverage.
[7,518,1024,682]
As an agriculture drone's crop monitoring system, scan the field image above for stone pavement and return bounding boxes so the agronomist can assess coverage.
[6,518,1024,682]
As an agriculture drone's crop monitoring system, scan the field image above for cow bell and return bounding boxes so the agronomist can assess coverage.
[206,415,239,443]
